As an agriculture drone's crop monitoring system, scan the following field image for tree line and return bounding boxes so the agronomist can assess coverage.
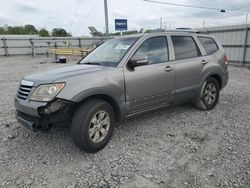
[108,29,161,36]
[0,24,72,37]
[0,24,162,37]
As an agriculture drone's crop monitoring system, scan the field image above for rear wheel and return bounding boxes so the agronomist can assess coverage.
[194,77,220,110]
[71,99,115,152]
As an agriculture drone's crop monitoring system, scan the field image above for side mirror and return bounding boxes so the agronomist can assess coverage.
[128,55,149,69]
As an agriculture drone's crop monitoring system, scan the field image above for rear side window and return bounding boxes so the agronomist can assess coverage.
[171,36,201,60]
[198,37,218,55]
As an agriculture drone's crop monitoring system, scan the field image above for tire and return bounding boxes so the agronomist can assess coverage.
[194,77,220,110]
[71,99,115,152]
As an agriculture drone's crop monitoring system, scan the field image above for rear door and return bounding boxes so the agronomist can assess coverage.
[170,35,205,102]
[123,36,175,114]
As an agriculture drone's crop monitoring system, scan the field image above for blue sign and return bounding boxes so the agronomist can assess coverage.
[115,19,128,31]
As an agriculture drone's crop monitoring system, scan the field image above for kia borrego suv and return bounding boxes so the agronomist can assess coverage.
[15,31,229,152]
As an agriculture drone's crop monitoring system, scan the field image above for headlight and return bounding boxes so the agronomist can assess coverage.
[30,83,65,102]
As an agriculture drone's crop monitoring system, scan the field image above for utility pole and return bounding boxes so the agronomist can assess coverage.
[164,21,167,30]
[203,20,205,28]
[246,14,248,25]
[160,17,162,30]
[104,0,109,37]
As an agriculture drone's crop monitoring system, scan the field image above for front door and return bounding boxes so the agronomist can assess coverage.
[123,36,175,114]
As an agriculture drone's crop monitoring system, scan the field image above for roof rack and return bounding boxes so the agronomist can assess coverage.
[165,29,209,34]
[148,29,209,34]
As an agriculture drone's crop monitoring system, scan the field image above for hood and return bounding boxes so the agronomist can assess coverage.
[24,64,109,85]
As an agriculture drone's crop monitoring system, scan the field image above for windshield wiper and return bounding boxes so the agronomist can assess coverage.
[82,62,101,65]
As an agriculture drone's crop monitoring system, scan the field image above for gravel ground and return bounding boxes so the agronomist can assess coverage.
[0,56,249,188]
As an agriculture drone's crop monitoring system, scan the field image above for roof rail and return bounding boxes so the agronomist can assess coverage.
[164,29,209,34]
[146,29,209,34]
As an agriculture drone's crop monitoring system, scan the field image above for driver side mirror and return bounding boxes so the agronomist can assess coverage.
[128,55,149,69]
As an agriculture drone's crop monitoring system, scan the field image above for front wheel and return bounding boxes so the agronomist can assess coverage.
[71,100,115,152]
[194,77,220,110]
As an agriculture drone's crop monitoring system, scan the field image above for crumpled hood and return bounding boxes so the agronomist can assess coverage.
[24,64,109,85]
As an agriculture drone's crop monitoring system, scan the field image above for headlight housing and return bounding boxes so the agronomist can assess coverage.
[30,83,65,102]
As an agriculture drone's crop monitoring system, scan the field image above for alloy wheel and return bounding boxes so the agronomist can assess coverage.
[88,110,110,143]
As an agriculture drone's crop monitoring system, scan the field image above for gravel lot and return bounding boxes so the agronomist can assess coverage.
[0,56,249,188]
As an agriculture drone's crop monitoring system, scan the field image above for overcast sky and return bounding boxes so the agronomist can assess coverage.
[0,0,249,36]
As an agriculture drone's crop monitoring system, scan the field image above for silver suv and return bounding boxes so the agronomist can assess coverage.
[15,31,229,152]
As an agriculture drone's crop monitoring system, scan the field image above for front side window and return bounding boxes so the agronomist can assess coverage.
[198,36,218,55]
[171,36,201,60]
[79,37,139,67]
[132,36,169,64]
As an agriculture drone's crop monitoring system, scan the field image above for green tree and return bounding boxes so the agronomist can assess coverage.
[52,28,68,37]
[24,24,38,34]
[109,30,139,36]
[123,30,139,35]
[109,32,120,36]
[38,28,50,37]
[0,27,5,34]
[0,25,72,36]
[7,26,25,34]
[67,32,72,37]
[145,29,152,33]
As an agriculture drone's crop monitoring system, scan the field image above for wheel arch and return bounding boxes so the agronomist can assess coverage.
[79,94,122,121]
[208,74,222,89]
[71,89,127,122]
[201,69,223,90]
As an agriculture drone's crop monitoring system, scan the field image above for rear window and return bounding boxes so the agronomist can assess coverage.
[198,36,218,55]
[171,36,201,60]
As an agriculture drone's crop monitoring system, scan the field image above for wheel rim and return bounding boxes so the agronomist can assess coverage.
[88,110,110,143]
[203,83,217,105]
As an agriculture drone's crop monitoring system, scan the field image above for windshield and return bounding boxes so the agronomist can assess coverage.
[79,37,139,67]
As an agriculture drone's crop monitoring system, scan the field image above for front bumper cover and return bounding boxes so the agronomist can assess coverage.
[15,99,74,131]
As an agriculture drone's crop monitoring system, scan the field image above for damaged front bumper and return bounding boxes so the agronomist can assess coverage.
[14,97,74,131]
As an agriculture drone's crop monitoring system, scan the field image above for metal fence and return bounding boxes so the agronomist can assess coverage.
[202,24,250,65]
[0,36,106,56]
[1,24,250,65]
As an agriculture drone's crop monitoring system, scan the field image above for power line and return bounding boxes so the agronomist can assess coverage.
[143,0,250,13]
[75,0,100,36]
[143,0,225,12]
[226,7,250,12]
[69,0,82,32]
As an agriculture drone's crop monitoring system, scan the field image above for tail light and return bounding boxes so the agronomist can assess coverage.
[224,55,228,65]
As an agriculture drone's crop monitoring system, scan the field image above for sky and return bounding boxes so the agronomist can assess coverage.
[0,0,249,36]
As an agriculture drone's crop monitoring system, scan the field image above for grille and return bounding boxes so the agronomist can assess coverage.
[17,80,34,100]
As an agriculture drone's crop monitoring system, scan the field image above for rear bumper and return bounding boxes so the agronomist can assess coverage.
[15,98,74,131]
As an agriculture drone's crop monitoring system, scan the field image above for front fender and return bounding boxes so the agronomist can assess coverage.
[70,87,123,103]
[68,86,127,120]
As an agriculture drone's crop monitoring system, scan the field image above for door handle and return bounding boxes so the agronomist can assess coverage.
[201,59,208,65]
[164,66,174,72]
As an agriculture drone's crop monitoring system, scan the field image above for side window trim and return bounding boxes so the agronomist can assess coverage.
[171,35,202,61]
[129,36,169,65]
